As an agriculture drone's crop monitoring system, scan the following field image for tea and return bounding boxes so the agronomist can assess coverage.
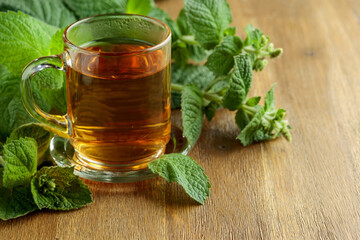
[66,38,171,170]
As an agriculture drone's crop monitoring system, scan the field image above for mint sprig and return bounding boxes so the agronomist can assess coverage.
[31,167,92,210]
[167,1,291,148]
[148,153,210,205]
[0,185,38,221]
[0,125,92,221]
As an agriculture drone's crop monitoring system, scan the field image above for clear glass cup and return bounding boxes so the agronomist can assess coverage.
[21,14,172,182]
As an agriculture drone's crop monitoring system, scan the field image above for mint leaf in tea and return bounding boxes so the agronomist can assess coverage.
[66,38,171,170]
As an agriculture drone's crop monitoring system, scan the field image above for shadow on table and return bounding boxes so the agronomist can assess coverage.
[83,177,201,208]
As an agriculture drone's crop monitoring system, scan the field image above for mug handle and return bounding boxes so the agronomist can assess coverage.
[21,55,70,139]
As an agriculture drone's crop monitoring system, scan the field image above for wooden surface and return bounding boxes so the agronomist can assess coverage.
[1,0,360,239]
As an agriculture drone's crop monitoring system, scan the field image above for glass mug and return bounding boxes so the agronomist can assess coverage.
[21,14,171,182]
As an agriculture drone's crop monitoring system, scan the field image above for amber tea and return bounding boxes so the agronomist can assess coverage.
[21,14,172,182]
[66,38,171,170]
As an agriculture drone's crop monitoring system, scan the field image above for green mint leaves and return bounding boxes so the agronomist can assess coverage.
[205,35,243,76]
[181,86,204,147]
[0,64,34,139]
[127,0,152,15]
[235,85,291,146]
[148,153,210,204]
[0,125,92,221]
[184,0,231,49]
[169,1,291,151]
[0,0,76,28]
[31,167,92,210]
[0,11,57,75]
[0,12,67,139]
[243,24,283,71]
[222,54,253,110]
[62,0,127,19]
[171,63,214,109]
[0,185,38,221]
[8,123,54,166]
[2,137,38,188]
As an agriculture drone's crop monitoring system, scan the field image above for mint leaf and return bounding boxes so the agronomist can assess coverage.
[176,9,208,62]
[172,41,189,68]
[0,168,5,187]
[0,0,76,28]
[263,86,292,141]
[0,168,4,186]
[222,54,252,110]
[0,13,65,136]
[237,86,291,145]
[0,65,34,140]
[172,64,214,90]
[148,153,210,204]
[0,185,38,220]
[246,96,261,106]
[0,11,58,75]
[237,107,266,146]
[171,92,182,110]
[235,108,250,130]
[244,24,263,48]
[127,0,151,15]
[188,44,209,62]
[2,137,38,188]
[171,63,214,109]
[31,167,92,210]
[49,28,65,55]
[32,26,67,112]
[205,35,243,76]
[31,74,67,115]
[181,85,204,147]
[63,0,127,19]
[204,101,219,121]
[148,6,181,41]
[32,68,65,91]
[177,9,189,35]
[0,14,65,138]
[265,84,276,111]
[37,82,67,114]
[223,26,236,36]
[205,75,230,95]
[184,0,232,49]
[242,24,283,71]
[8,123,53,166]
[0,12,66,120]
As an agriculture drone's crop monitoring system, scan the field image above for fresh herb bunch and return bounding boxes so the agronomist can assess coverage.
[0,0,291,219]
[165,0,291,147]
[0,123,92,220]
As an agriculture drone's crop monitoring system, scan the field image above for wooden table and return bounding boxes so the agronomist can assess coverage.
[2,0,360,239]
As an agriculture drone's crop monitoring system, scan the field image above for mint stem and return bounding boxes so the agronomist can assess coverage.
[171,83,223,104]
[180,35,199,45]
[171,83,184,92]
[203,92,222,104]
[240,104,258,116]
[205,76,227,92]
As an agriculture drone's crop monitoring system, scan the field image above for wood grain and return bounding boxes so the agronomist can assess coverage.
[1,0,360,239]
